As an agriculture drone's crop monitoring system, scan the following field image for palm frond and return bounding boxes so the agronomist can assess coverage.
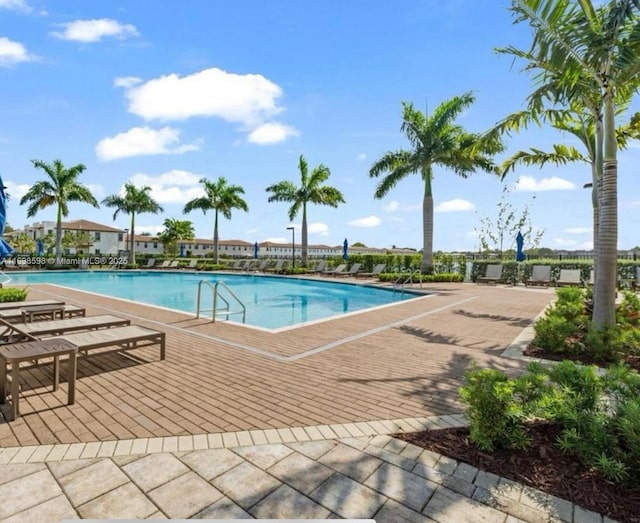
[502,144,589,176]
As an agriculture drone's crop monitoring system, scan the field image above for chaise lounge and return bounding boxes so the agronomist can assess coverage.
[355,263,386,279]
[477,264,505,285]
[525,265,552,287]
[555,269,582,287]
[0,314,131,342]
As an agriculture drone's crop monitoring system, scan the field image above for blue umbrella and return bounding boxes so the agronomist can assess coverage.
[254,241,259,259]
[342,238,348,260]
[516,231,526,262]
[0,176,14,261]
[37,239,44,256]
[179,243,185,257]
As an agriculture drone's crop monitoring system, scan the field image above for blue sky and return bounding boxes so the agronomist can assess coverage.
[1,0,639,252]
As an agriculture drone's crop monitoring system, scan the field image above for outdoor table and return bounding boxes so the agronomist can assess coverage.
[0,338,78,420]
[20,304,66,323]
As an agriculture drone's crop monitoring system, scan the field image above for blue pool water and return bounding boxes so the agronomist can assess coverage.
[7,271,419,329]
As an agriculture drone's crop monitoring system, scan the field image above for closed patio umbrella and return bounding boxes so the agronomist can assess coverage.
[0,176,14,260]
[516,231,526,262]
[342,238,348,260]
[254,242,259,259]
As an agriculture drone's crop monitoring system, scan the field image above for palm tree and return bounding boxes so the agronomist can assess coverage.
[102,183,163,265]
[19,159,99,257]
[183,177,248,264]
[503,0,640,327]
[266,155,345,267]
[158,218,195,257]
[369,93,502,273]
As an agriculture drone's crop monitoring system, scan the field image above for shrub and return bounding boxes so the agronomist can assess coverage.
[533,315,578,353]
[0,287,28,302]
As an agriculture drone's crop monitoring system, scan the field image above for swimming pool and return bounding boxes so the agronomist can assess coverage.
[7,271,420,330]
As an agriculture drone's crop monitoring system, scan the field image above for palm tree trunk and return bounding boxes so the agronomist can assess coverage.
[213,211,219,264]
[591,113,602,281]
[421,165,434,274]
[55,205,63,258]
[130,214,136,265]
[301,203,308,267]
[592,90,617,328]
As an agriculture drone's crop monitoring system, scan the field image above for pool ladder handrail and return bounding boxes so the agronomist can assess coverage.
[393,269,422,293]
[196,279,246,323]
[0,270,11,287]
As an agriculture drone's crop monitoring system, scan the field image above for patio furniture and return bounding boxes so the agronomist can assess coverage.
[182,259,198,270]
[310,260,327,273]
[168,260,180,268]
[477,264,504,285]
[253,259,269,272]
[43,324,166,360]
[264,260,285,273]
[525,265,552,287]
[0,299,65,312]
[20,303,66,322]
[355,263,386,279]
[0,305,86,323]
[0,338,78,420]
[555,269,582,287]
[157,260,171,269]
[0,314,130,342]
[227,259,244,271]
[145,259,157,269]
[322,263,347,276]
[337,263,362,277]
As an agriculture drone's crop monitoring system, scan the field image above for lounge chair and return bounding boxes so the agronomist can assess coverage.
[227,259,244,271]
[145,259,157,269]
[555,269,582,287]
[253,259,269,272]
[337,262,362,277]
[264,260,285,273]
[356,263,386,279]
[0,304,86,323]
[157,260,171,269]
[168,260,180,268]
[182,259,198,270]
[0,299,64,312]
[477,264,504,284]
[310,260,327,273]
[323,264,347,277]
[0,314,130,342]
[525,265,552,287]
[43,324,166,360]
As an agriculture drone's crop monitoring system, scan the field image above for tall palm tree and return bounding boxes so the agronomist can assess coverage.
[158,218,195,257]
[183,177,248,264]
[102,183,163,265]
[19,159,99,258]
[266,155,345,267]
[503,0,640,327]
[369,93,502,273]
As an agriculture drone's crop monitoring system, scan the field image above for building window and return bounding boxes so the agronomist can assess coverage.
[144,243,148,248]
[153,242,158,248]
[118,233,123,241]
[95,248,101,254]
[94,232,101,241]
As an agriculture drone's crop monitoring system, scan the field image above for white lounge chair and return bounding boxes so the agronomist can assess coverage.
[555,269,582,287]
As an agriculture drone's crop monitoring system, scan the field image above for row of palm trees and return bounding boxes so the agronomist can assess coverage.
[16,0,640,334]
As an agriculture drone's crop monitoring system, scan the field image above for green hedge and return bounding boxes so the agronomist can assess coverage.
[378,272,464,283]
[0,287,28,302]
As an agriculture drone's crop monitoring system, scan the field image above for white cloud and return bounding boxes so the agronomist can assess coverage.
[135,224,164,236]
[264,236,288,243]
[435,198,475,212]
[0,0,31,12]
[114,76,141,88]
[348,215,381,228]
[84,184,104,198]
[125,169,205,204]
[357,153,367,162]
[564,227,592,234]
[247,122,299,144]
[308,222,329,236]
[118,67,284,125]
[4,180,30,200]
[246,228,257,235]
[514,175,575,191]
[383,200,399,212]
[0,37,37,66]
[553,238,594,250]
[51,18,139,43]
[95,126,200,161]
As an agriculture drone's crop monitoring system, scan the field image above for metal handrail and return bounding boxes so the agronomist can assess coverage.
[393,269,423,293]
[196,279,246,323]
[0,270,11,287]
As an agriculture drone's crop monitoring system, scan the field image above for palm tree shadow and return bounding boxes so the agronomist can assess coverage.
[397,325,502,352]
[453,308,533,328]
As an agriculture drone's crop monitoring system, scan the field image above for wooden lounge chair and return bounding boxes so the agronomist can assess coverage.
[323,263,347,276]
[168,260,180,268]
[42,324,166,360]
[0,303,87,323]
[182,259,198,270]
[337,263,362,277]
[0,299,64,312]
[555,269,582,287]
[477,264,504,284]
[525,265,552,287]
[157,260,171,269]
[145,259,157,269]
[0,315,130,342]
[356,263,386,279]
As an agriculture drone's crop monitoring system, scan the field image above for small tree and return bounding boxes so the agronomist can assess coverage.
[9,232,35,254]
[475,185,544,255]
[157,218,195,257]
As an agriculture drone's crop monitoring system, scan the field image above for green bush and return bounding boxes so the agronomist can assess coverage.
[533,315,579,352]
[0,287,28,302]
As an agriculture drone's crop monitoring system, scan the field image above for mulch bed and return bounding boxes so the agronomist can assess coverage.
[396,423,640,523]
[523,344,640,372]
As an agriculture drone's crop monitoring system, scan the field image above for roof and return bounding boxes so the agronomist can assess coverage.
[62,219,125,233]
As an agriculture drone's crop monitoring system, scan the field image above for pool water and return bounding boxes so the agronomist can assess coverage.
[8,271,419,329]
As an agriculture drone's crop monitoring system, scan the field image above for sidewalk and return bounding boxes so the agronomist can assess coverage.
[0,415,610,522]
